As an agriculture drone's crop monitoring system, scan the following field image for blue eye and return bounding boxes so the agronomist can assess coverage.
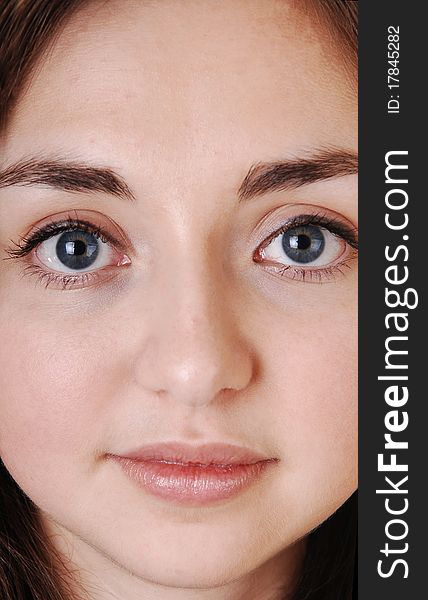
[56,230,100,270]
[260,223,345,269]
[36,228,115,274]
[5,214,132,290]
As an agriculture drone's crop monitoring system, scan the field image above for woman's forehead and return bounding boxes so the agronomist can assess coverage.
[4,0,356,170]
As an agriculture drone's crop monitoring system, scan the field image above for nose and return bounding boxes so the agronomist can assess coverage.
[132,259,255,408]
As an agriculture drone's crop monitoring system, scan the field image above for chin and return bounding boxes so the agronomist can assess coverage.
[104,530,260,590]
[121,552,247,590]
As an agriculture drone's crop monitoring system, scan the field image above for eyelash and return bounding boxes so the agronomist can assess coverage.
[254,213,358,283]
[4,212,358,290]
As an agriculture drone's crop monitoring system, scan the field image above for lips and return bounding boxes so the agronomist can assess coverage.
[107,442,278,506]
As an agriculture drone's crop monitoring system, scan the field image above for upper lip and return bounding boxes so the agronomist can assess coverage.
[110,442,276,466]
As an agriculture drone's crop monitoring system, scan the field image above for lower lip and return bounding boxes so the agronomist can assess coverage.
[110,457,275,505]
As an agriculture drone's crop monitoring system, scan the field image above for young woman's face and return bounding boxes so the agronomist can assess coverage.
[0,0,357,595]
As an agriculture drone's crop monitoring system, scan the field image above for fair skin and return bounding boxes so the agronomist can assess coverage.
[0,1,357,599]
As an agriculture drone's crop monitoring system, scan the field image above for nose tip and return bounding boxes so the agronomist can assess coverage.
[133,308,254,408]
[159,354,245,407]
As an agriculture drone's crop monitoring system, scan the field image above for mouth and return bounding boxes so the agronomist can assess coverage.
[106,442,279,506]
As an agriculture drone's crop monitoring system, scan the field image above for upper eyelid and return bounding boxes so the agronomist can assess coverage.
[4,218,123,260]
[260,214,358,251]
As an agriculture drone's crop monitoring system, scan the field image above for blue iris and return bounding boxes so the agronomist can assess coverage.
[56,230,99,270]
[281,225,325,264]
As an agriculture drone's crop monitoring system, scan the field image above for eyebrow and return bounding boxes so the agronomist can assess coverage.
[0,148,357,203]
[0,157,136,201]
[237,148,358,201]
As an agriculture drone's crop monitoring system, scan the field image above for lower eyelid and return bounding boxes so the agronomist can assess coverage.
[256,241,357,284]
[20,262,119,291]
[15,240,130,291]
[262,255,357,284]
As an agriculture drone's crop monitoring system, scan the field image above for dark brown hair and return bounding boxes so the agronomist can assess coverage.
[0,1,358,598]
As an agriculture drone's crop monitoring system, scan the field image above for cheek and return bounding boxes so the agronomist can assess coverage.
[0,315,114,493]
[264,304,357,510]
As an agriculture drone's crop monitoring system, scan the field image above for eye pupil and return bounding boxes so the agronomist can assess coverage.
[56,230,99,270]
[281,225,325,264]
[65,239,89,256]
[289,234,311,251]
